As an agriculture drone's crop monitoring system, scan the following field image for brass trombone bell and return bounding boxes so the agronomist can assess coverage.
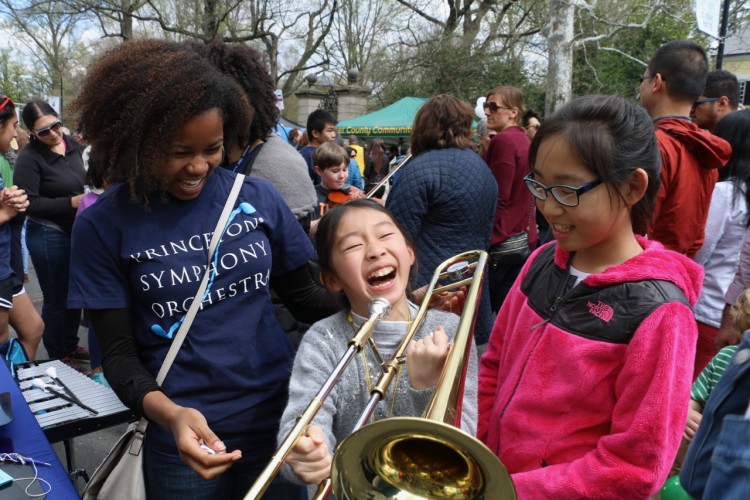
[332,418,515,499]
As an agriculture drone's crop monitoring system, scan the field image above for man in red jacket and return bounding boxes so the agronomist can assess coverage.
[639,40,732,259]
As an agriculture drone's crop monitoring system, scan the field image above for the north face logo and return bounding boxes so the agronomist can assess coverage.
[587,301,614,322]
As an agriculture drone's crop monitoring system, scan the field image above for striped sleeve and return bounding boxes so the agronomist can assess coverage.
[691,345,739,404]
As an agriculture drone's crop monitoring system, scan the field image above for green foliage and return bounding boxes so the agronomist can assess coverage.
[572,0,707,101]
[378,35,543,111]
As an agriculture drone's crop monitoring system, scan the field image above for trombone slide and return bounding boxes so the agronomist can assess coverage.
[243,299,391,499]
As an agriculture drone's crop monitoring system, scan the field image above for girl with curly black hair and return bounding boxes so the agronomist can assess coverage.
[68,40,310,499]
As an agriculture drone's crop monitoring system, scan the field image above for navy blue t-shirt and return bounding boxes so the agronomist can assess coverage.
[68,168,313,465]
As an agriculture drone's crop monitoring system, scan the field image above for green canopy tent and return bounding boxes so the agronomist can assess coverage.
[337,97,427,138]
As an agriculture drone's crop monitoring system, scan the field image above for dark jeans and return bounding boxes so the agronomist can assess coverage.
[144,446,306,500]
[88,327,102,369]
[701,415,750,499]
[26,220,80,358]
[489,262,522,313]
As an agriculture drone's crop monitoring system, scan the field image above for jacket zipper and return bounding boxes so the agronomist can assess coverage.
[496,272,578,450]
[531,273,577,329]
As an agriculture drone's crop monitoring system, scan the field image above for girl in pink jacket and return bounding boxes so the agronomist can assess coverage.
[479,95,703,499]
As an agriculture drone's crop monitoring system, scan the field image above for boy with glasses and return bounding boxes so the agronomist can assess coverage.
[690,70,740,132]
[638,40,731,258]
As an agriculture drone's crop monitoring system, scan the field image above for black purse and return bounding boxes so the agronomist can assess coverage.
[490,231,531,267]
[490,197,534,268]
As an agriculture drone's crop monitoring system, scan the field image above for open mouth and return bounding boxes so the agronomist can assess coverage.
[181,177,204,188]
[368,266,396,289]
[553,223,573,233]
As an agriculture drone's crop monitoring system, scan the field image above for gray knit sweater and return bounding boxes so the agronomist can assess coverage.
[277,304,479,485]
[253,134,317,220]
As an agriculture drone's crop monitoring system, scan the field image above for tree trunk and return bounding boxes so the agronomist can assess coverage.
[202,0,220,41]
[545,0,575,115]
[121,0,134,40]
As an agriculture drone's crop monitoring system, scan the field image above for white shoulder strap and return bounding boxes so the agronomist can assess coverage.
[155,173,246,385]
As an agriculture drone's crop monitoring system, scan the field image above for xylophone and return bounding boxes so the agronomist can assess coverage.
[15,359,133,444]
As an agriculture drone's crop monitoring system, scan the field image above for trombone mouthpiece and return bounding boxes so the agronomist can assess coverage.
[368,298,391,321]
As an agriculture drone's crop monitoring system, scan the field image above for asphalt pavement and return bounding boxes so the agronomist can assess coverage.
[11,262,127,495]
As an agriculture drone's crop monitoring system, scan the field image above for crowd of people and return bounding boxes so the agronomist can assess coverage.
[2,36,750,499]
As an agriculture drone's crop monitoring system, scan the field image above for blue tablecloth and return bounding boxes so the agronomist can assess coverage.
[0,362,79,499]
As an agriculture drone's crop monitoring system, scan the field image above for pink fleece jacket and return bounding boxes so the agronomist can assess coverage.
[478,237,702,499]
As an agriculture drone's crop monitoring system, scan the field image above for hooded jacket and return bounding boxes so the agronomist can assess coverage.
[647,118,731,258]
[478,237,703,499]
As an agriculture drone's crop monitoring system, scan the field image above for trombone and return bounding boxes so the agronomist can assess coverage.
[244,298,392,499]
[322,250,515,499]
[244,251,515,499]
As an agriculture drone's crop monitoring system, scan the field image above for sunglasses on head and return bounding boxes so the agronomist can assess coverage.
[0,97,14,113]
[35,120,62,138]
[483,102,512,112]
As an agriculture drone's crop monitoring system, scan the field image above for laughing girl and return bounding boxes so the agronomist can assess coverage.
[277,199,478,486]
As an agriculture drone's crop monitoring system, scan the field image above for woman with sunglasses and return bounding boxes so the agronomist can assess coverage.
[483,85,538,313]
[14,100,86,365]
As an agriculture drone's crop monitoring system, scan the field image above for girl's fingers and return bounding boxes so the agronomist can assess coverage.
[306,425,327,446]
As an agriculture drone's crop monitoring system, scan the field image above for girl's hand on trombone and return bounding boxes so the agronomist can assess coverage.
[436,286,467,314]
[407,327,450,390]
[287,425,332,483]
[414,285,467,315]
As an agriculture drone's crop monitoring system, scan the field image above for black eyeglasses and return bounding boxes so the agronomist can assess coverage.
[693,97,720,107]
[483,102,512,112]
[34,120,62,138]
[639,74,656,83]
[524,174,604,207]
